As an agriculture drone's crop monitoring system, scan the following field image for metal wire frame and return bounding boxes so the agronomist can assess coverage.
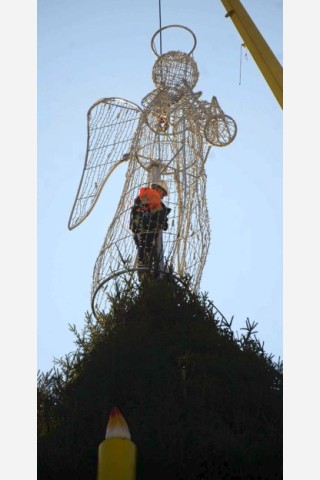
[68,26,237,316]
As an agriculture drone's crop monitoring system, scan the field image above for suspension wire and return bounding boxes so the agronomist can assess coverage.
[158,0,163,55]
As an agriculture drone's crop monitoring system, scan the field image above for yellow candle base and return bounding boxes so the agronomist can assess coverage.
[97,437,137,480]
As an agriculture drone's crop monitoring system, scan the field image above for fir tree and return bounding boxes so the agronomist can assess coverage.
[38,275,282,479]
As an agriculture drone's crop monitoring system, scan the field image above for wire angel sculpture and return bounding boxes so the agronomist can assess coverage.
[68,25,237,318]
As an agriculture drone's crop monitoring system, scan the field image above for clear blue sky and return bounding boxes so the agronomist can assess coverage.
[38,0,283,373]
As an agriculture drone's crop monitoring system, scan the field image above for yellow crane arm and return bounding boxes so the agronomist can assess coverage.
[220,0,283,108]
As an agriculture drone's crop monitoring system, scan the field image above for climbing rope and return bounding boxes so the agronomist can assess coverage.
[239,42,247,85]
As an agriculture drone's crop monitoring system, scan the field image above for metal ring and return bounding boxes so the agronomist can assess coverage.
[151,25,197,57]
[91,267,227,324]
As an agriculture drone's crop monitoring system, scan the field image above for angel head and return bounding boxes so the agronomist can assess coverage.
[152,50,199,90]
[150,25,199,90]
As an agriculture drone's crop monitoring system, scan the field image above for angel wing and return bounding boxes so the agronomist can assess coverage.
[68,97,142,230]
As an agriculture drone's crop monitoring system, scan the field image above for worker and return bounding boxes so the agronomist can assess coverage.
[129,180,171,275]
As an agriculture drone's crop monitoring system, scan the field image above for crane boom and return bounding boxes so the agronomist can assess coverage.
[220,0,283,108]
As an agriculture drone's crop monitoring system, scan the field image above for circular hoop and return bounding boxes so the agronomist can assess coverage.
[91,267,227,324]
[151,25,197,57]
[204,115,238,147]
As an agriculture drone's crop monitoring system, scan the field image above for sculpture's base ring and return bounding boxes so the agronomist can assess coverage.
[91,267,227,324]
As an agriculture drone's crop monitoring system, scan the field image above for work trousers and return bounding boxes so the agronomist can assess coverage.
[133,231,160,266]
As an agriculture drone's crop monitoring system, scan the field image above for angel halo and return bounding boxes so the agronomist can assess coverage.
[68,25,237,319]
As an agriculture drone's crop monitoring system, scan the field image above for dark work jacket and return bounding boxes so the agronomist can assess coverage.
[129,196,171,234]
